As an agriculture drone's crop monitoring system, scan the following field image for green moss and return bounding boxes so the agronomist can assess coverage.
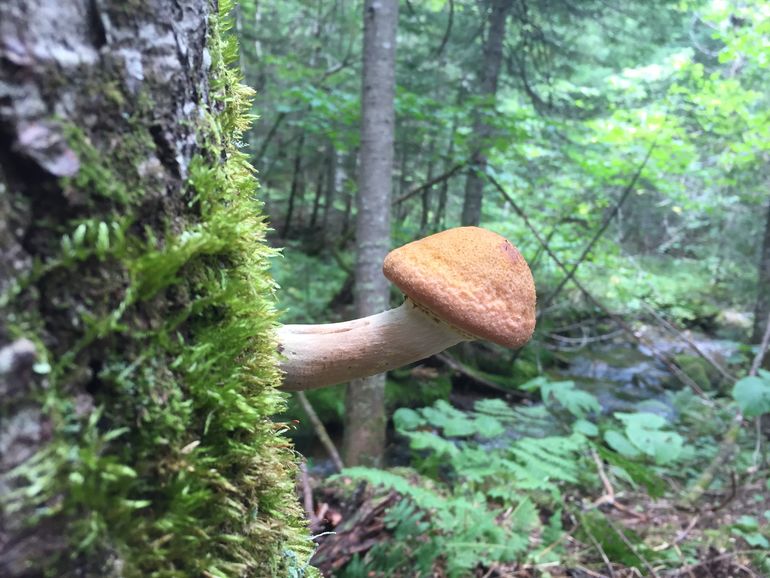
[672,353,723,392]
[3,2,315,576]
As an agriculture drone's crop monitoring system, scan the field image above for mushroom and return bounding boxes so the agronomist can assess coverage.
[277,227,536,391]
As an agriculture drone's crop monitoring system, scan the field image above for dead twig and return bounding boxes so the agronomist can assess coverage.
[685,312,770,505]
[297,391,344,472]
[436,352,527,398]
[582,520,617,578]
[590,448,647,521]
[750,311,770,376]
[664,550,762,577]
[641,300,735,382]
[299,461,324,533]
[604,517,660,578]
[710,471,738,512]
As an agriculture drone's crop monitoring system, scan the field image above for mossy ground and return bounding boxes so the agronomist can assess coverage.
[2,2,315,575]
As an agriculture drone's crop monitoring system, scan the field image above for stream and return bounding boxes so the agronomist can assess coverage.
[298,325,740,474]
[549,325,737,418]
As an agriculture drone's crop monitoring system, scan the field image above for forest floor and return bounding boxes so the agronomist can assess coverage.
[304,471,768,577]
[296,321,769,577]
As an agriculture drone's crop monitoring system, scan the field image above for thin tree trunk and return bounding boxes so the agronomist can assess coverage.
[753,201,770,352]
[341,148,357,238]
[420,136,437,234]
[436,125,458,231]
[321,143,338,243]
[343,0,399,467]
[0,1,308,575]
[461,0,512,226]
[283,131,306,238]
[310,159,325,228]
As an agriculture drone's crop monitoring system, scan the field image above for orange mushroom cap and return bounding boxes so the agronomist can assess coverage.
[382,227,536,349]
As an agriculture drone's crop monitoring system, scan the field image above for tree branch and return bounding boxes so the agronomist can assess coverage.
[392,162,466,205]
[296,391,344,472]
[538,138,658,312]
[487,172,710,399]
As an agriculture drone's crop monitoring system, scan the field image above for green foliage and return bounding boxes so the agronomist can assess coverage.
[732,370,770,418]
[329,366,770,574]
[578,510,663,570]
[523,376,602,419]
[729,515,770,549]
[335,394,593,574]
[604,412,690,465]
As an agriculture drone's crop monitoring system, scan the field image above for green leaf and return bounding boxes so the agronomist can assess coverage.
[393,408,424,432]
[734,515,760,531]
[473,414,505,438]
[573,419,599,437]
[541,380,601,418]
[615,412,686,465]
[732,375,770,418]
[604,430,641,459]
[598,447,666,498]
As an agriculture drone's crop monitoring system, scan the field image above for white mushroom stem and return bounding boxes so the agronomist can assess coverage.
[276,299,467,391]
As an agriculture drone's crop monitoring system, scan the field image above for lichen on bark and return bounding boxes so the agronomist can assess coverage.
[0,1,313,575]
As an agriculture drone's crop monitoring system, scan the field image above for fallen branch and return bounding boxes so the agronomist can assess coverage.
[641,300,735,382]
[436,352,527,398]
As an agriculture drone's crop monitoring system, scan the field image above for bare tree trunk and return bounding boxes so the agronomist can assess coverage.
[420,136,437,234]
[321,143,338,243]
[753,201,770,353]
[341,148,357,238]
[436,123,458,231]
[0,1,308,575]
[343,0,399,467]
[461,0,512,226]
[283,131,306,237]
[310,157,325,228]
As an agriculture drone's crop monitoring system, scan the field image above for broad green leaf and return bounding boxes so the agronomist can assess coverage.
[732,375,770,418]
[604,430,641,458]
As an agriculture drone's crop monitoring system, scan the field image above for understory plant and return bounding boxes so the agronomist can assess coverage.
[333,371,769,576]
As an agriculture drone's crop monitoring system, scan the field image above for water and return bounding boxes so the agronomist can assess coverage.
[299,326,739,472]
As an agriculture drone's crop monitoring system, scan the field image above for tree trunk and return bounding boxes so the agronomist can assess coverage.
[321,143,338,244]
[753,201,770,351]
[343,0,398,467]
[0,1,309,575]
[461,0,512,226]
[310,159,325,228]
[420,136,437,234]
[283,130,306,237]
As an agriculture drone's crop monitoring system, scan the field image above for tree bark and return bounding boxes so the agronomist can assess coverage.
[343,0,399,467]
[461,0,512,226]
[0,1,309,575]
[753,201,770,352]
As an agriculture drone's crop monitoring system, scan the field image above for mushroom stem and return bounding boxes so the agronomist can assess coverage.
[277,299,466,391]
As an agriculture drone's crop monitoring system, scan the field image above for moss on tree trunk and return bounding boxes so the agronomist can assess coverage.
[0,1,313,575]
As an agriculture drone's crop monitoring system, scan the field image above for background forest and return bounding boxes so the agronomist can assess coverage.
[240,0,769,576]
